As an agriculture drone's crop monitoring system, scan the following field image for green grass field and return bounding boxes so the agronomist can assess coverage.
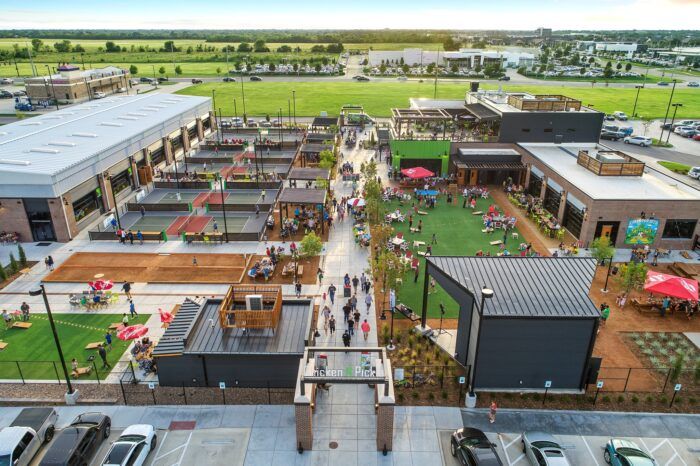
[385,196,524,319]
[658,161,692,174]
[0,313,149,380]
[176,81,700,119]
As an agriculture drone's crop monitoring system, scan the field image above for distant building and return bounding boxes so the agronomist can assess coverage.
[536,27,552,40]
[25,66,131,104]
[576,41,638,58]
[368,48,534,69]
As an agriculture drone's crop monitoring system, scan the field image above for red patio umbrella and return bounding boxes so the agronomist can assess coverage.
[88,279,113,291]
[643,270,698,301]
[400,167,434,179]
[117,324,149,341]
[158,308,174,324]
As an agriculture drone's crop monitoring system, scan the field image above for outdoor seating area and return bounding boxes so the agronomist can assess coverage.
[508,189,566,240]
[631,270,699,319]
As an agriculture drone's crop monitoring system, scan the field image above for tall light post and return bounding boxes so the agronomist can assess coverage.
[666,103,683,144]
[108,175,122,230]
[240,77,247,123]
[601,256,615,293]
[469,286,494,398]
[217,174,229,242]
[292,90,296,125]
[631,84,643,118]
[45,65,59,110]
[151,65,158,89]
[29,285,74,396]
[659,79,678,143]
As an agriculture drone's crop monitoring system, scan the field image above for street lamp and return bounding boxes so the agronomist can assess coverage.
[386,289,397,351]
[601,256,616,293]
[631,85,644,118]
[240,77,247,123]
[217,174,229,243]
[659,79,678,143]
[666,103,683,144]
[45,65,59,110]
[469,286,494,398]
[292,90,296,125]
[29,285,75,397]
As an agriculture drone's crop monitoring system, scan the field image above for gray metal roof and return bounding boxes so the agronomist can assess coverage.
[0,94,210,198]
[184,299,312,354]
[427,256,600,318]
[288,167,331,181]
[278,188,327,205]
[152,299,203,356]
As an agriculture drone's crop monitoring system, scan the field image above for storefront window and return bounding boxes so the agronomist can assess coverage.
[528,174,542,197]
[662,219,697,239]
[171,135,183,153]
[73,191,101,222]
[187,125,197,143]
[111,169,133,195]
[150,147,165,166]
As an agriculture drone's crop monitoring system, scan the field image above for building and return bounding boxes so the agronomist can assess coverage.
[367,48,534,69]
[0,94,214,242]
[519,142,700,249]
[423,256,600,391]
[465,90,604,143]
[576,41,639,58]
[450,142,527,186]
[536,28,552,41]
[25,66,131,104]
[153,287,314,388]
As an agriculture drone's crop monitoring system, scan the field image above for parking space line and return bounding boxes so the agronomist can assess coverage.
[664,441,688,466]
[511,453,526,465]
[151,431,168,461]
[580,436,600,466]
[665,452,680,466]
[498,434,513,465]
[173,431,193,466]
[154,444,185,461]
[506,435,522,449]
[638,438,657,463]
[650,439,668,453]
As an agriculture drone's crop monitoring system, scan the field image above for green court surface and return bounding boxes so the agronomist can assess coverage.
[224,192,262,203]
[128,216,176,231]
[0,314,149,380]
[161,192,200,203]
[387,196,524,319]
[209,216,249,233]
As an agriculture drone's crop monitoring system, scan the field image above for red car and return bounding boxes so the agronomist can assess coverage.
[694,133,700,141]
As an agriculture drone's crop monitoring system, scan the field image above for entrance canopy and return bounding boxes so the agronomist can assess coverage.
[644,270,699,301]
[401,166,434,179]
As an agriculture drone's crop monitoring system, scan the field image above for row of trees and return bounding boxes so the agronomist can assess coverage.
[0,244,27,283]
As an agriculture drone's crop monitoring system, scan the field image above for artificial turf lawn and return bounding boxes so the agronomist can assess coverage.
[0,313,149,380]
[177,81,700,119]
[386,196,523,319]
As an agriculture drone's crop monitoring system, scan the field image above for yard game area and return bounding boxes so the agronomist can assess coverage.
[43,252,251,284]
[386,196,526,319]
[0,313,149,380]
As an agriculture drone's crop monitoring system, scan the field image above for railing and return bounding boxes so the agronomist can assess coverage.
[219,285,282,330]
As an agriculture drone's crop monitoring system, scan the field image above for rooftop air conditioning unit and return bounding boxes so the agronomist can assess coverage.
[245,294,263,311]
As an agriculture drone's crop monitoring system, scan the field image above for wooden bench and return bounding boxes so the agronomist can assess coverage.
[85,342,102,350]
[409,227,420,233]
[140,231,164,242]
[12,322,32,329]
[632,298,658,313]
[417,210,428,215]
[413,241,425,247]
[472,211,483,215]
[282,265,304,277]
[72,367,92,379]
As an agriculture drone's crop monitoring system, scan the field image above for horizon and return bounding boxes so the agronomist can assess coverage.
[3,0,700,30]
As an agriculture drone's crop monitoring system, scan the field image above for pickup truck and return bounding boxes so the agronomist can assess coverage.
[0,408,58,466]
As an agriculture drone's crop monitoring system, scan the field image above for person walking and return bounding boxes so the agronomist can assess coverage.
[360,273,367,293]
[121,282,132,299]
[137,230,144,245]
[431,233,437,245]
[364,279,371,295]
[321,305,331,332]
[328,284,337,304]
[347,318,355,336]
[342,330,351,351]
[261,189,266,202]
[20,302,30,321]
[44,257,51,270]
[353,309,361,329]
[121,313,129,327]
[365,293,373,314]
[361,319,371,341]
[488,401,498,423]
[352,275,359,293]
[350,294,357,312]
[140,205,146,217]
[98,344,111,369]
[128,230,134,245]
[2,309,12,329]
[213,221,219,233]
[104,331,113,350]
[329,315,336,335]
[129,299,138,318]
[192,256,198,267]
[47,256,55,271]
[317,267,324,285]
[295,281,302,298]
[600,303,610,326]
[343,302,351,323]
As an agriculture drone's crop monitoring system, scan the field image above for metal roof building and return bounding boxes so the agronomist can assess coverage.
[423,256,600,391]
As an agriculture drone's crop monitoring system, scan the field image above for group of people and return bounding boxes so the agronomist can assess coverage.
[132,337,157,375]
[0,231,19,244]
[115,228,145,245]
[2,302,30,328]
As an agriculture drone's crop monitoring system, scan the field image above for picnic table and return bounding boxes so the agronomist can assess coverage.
[391,237,405,246]
[281,263,304,277]
[413,241,425,248]
[0,342,8,350]
[415,190,438,196]
[108,323,123,330]
[472,211,483,215]
[632,298,658,313]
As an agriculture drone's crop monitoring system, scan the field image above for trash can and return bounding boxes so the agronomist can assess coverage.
[344,285,351,298]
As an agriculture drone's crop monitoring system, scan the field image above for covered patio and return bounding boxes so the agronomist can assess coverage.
[390,108,452,140]
[277,187,328,235]
[298,143,334,167]
[287,167,331,189]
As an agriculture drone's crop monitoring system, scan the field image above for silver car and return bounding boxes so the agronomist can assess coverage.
[522,431,571,466]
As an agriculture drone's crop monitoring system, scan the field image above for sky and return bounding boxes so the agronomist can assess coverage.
[2,0,700,30]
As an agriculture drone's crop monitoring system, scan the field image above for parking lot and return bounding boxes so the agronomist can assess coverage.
[439,431,700,465]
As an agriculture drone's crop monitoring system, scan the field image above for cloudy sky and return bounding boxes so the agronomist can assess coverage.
[3,0,700,30]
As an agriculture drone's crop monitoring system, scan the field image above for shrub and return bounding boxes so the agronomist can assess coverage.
[602,395,611,403]
[8,253,18,275]
[670,352,686,383]
[397,393,404,403]
[658,332,668,340]
[634,338,646,348]
[428,392,435,401]
[642,348,654,356]
[425,355,432,366]
[694,358,700,383]
[617,395,625,403]
[689,397,696,405]
[532,393,541,401]
[651,341,662,349]
[504,393,513,400]
[17,244,27,267]
[441,390,448,400]
[646,395,653,403]
[658,348,669,357]
[629,332,640,340]
[659,395,668,404]
[0,264,6,282]
[675,397,683,404]
[411,391,419,399]
[407,335,416,349]
[643,332,654,340]
[631,396,639,403]
[666,340,677,349]
[380,323,390,345]
[395,333,403,344]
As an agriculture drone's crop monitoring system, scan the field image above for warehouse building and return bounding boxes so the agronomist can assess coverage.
[25,66,131,104]
[0,94,214,242]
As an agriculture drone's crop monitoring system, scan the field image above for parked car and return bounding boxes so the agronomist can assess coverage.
[657,81,670,86]
[12,90,26,97]
[522,431,571,466]
[222,77,236,82]
[397,76,407,81]
[100,424,156,466]
[220,120,232,129]
[602,124,633,136]
[356,76,370,81]
[624,136,653,147]
[129,79,139,86]
[498,76,511,81]
[687,81,699,87]
[694,133,700,141]
[0,77,13,85]
[613,111,628,121]
[272,118,282,127]
[672,120,697,130]
[139,77,154,83]
[39,413,111,466]
[191,78,203,84]
[604,114,615,121]
[604,438,656,465]
[678,127,698,138]
[249,76,262,81]
[600,130,626,141]
[450,427,503,465]
[157,77,168,83]
[246,118,258,127]
[259,120,272,127]
[687,166,700,179]
[0,408,58,466]
[231,117,244,127]
[116,87,127,93]
[93,91,106,99]
[0,89,13,99]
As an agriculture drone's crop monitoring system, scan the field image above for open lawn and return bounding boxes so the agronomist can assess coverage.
[0,313,149,380]
[386,196,524,319]
[177,81,700,119]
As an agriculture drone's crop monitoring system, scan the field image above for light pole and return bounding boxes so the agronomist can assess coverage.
[659,79,677,143]
[45,65,59,110]
[601,256,615,293]
[217,174,229,242]
[631,85,643,118]
[292,90,296,125]
[29,285,74,396]
[240,77,247,123]
[151,65,158,89]
[469,286,494,397]
[666,103,683,144]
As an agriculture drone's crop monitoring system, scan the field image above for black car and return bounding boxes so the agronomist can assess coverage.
[451,428,503,465]
[604,114,616,121]
[356,76,370,81]
[600,130,626,141]
[0,89,12,99]
[139,77,154,83]
[250,76,262,81]
[157,77,168,83]
[39,413,111,466]
[498,76,510,81]
[223,77,236,82]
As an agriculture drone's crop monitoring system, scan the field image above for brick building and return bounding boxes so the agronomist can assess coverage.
[25,66,131,104]
[0,94,214,242]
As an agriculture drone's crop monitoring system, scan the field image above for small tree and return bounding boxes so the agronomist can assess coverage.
[315,176,329,190]
[129,64,138,75]
[216,66,222,75]
[300,232,323,258]
[8,253,18,275]
[625,63,632,72]
[174,65,182,75]
[616,262,648,292]
[158,66,166,75]
[670,352,686,384]
[590,236,615,265]
[17,244,27,267]
[0,262,6,282]
[318,149,336,170]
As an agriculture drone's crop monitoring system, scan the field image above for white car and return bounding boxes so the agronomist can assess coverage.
[93,91,107,99]
[678,127,698,138]
[522,431,571,466]
[623,136,652,147]
[101,424,156,466]
[687,167,700,179]
[613,111,628,121]
[688,81,699,87]
[397,76,407,81]
[0,77,13,85]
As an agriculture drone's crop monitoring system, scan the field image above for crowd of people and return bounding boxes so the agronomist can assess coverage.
[0,231,19,244]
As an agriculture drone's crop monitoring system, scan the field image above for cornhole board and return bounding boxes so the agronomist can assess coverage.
[490,240,503,246]
[472,211,483,215]
[0,342,7,350]
[108,323,123,330]
[12,322,32,329]
[75,367,91,376]
[85,342,102,350]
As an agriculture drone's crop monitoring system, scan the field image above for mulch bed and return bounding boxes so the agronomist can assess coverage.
[0,261,38,291]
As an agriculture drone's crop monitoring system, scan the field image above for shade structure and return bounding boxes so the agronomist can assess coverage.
[401,167,434,179]
[348,198,366,207]
[118,324,148,341]
[644,270,699,301]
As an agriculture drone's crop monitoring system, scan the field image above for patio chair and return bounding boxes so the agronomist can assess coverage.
[405,250,413,260]
[399,242,409,251]
[109,293,120,305]
[397,215,406,222]
[396,232,404,240]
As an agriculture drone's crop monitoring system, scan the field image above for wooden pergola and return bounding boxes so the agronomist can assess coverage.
[277,188,328,234]
[287,167,331,188]
[391,108,452,140]
[299,143,334,167]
